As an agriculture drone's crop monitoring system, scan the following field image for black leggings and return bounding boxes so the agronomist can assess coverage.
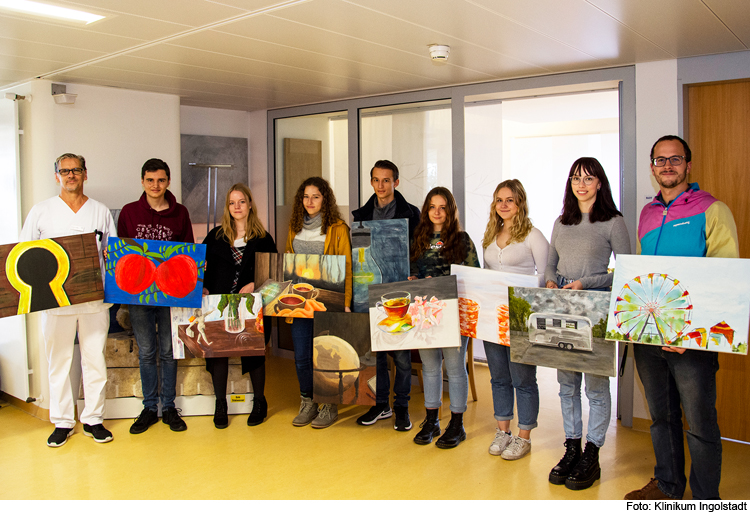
[205,357,266,402]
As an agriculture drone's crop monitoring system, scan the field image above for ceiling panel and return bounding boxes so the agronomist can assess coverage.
[0,0,748,110]
[0,37,102,66]
[588,0,745,56]
[0,15,145,53]
[130,42,407,95]
[464,0,673,63]
[214,12,518,82]
[704,0,750,46]
[272,0,607,72]
[67,53,369,101]
[58,0,245,26]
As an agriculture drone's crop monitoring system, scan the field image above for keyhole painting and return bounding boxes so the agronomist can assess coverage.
[312,312,376,406]
[606,255,749,354]
[171,293,264,359]
[0,233,103,318]
[451,264,539,346]
[351,219,410,313]
[104,237,205,308]
[259,254,346,318]
[509,287,616,377]
[368,275,460,352]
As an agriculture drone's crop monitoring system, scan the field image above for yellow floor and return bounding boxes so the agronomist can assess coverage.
[1,354,748,500]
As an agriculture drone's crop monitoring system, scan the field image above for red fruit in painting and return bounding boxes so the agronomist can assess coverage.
[155,255,198,298]
[115,254,156,294]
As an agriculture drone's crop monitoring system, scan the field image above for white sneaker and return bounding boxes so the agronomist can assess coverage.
[488,428,513,456]
[501,435,531,460]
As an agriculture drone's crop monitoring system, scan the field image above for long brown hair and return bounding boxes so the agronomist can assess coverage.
[411,187,467,264]
[289,177,343,235]
[218,183,267,244]
[482,179,533,249]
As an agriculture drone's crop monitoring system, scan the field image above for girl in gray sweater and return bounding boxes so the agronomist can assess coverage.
[545,157,630,491]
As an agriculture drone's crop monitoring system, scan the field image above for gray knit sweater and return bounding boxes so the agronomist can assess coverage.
[544,214,631,290]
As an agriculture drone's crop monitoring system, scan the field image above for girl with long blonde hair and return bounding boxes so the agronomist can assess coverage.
[481,179,548,461]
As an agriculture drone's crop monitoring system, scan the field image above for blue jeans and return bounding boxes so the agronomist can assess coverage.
[376,350,412,408]
[130,305,176,410]
[419,335,469,414]
[484,341,539,430]
[633,344,721,499]
[290,318,314,397]
[557,369,610,447]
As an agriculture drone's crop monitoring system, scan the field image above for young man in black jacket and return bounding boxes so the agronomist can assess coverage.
[352,160,420,431]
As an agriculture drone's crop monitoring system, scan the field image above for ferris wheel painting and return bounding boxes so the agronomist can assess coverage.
[606,255,750,355]
[613,273,692,345]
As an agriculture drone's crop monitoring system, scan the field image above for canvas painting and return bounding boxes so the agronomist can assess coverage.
[351,219,410,313]
[368,275,460,352]
[606,255,749,354]
[171,293,264,359]
[104,237,205,308]
[312,312,376,406]
[260,254,346,318]
[509,287,616,377]
[451,264,540,346]
[0,233,104,318]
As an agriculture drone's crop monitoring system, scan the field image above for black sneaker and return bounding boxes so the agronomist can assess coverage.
[356,403,392,426]
[130,408,159,434]
[162,407,187,432]
[83,423,113,443]
[394,406,412,431]
[47,427,73,447]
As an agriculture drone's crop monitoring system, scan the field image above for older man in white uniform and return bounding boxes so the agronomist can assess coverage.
[20,153,117,447]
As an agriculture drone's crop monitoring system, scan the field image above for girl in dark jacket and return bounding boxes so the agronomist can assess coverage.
[203,183,276,428]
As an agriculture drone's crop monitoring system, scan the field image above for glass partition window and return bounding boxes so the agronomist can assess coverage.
[274,111,348,251]
[464,90,620,267]
[360,100,451,209]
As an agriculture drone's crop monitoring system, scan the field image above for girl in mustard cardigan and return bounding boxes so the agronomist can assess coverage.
[285,177,352,429]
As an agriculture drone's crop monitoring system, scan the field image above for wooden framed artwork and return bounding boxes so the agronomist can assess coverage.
[0,233,103,318]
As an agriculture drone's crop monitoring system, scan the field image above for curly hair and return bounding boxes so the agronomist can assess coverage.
[561,157,622,225]
[218,183,267,245]
[482,179,533,249]
[289,177,343,235]
[411,187,467,264]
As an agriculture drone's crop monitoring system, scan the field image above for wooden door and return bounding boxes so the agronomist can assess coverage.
[687,79,750,442]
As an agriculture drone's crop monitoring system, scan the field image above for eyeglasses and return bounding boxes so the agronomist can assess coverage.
[652,156,686,167]
[57,168,84,176]
[569,175,597,186]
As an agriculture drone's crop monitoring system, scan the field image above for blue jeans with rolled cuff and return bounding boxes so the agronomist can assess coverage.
[484,341,539,430]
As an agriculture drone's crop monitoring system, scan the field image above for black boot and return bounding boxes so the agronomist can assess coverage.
[436,412,466,449]
[413,408,440,445]
[549,438,582,485]
[214,398,228,429]
[565,442,601,490]
[247,396,267,426]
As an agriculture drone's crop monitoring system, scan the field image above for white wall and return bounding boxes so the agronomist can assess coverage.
[13,79,181,411]
[631,59,680,421]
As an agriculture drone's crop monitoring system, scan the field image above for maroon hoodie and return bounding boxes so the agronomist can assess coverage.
[117,190,194,242]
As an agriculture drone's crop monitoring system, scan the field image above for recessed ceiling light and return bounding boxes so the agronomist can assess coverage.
[0,0,105,24]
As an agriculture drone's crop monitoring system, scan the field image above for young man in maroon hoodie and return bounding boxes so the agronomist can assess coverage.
[118,158,193,434]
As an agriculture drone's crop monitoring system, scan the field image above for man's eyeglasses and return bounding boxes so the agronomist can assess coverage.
[57,168,84,176]
[652,156,686,167]
[569,175,597,186]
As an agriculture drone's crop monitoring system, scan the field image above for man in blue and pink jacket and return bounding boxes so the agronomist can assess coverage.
[625,135,739,501]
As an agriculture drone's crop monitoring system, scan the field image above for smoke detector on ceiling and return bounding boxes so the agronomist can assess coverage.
[428,44,450,63]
